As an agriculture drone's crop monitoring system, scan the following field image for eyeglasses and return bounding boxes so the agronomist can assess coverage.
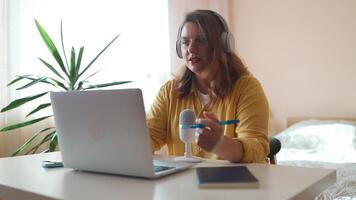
[178,36,208,49]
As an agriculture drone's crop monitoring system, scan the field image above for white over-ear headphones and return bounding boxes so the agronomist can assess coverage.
[176,10,235,59]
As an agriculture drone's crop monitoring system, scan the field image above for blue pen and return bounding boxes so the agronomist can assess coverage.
[180,119,240,129]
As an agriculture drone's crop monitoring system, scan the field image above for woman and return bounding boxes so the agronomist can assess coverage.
[147,10,269,163]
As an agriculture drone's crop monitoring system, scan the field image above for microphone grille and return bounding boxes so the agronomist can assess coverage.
[179,109,196,125]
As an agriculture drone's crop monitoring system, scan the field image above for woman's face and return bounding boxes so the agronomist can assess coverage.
[180,22,211,76]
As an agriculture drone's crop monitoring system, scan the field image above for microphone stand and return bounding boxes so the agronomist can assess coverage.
[184,142,192,157]
[175,128,202,163]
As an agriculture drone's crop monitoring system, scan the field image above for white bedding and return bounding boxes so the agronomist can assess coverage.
[275,119,356,199]
[279,159,356,200]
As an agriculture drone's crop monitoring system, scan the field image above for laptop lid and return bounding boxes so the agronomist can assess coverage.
[50,89,191,178]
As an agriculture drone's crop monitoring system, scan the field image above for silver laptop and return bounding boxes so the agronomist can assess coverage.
[50,89,193,178]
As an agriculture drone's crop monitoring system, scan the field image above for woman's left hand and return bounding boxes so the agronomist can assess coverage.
[195,111,224,152]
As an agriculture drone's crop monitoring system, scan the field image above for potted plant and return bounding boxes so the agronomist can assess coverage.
[0,20,131,156]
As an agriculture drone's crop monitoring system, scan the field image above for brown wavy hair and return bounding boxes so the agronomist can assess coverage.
[175,10,249,99]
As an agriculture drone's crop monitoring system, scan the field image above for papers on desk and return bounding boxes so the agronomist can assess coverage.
[196,166,259,188]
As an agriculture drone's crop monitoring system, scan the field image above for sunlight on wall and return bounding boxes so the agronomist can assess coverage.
[8,0,170,111]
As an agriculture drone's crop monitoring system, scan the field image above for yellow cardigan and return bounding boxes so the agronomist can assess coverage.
[146,75,269,163]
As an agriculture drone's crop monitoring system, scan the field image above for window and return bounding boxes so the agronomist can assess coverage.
[7,0,170,109]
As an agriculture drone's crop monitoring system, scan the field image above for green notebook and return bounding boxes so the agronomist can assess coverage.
[196,166,259,188]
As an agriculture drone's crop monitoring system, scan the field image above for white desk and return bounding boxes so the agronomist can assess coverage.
[0,152,335,200]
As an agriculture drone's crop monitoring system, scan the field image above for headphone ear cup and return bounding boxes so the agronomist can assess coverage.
[221,32,235,53]
[176,40,183,58]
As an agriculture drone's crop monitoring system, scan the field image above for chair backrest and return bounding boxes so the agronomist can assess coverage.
[268,137,281,164]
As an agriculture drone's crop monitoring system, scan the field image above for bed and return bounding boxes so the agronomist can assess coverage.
[275,117,356,200]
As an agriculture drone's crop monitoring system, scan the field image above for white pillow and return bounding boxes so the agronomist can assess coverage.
[276,119,356,151]
[276,119,356,163]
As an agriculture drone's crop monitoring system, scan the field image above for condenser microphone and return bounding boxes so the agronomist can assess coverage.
[174,109,202,163]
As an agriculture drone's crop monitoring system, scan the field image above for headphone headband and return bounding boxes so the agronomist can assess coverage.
[208,10,230,32]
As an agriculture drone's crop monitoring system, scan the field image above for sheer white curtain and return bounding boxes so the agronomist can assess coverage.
[0,0,9,156]
[0,0,20,157]
[1,0,170,157]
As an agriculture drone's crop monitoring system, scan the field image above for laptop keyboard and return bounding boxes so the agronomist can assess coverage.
[154,165,175,173]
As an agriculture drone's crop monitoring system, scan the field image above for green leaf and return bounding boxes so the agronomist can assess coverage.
[12,127,55,156]
[48,78,68,91]
[74,47,84,83]
[25,130,56,155]
[60,20,69,71]
[69,47,76,87]
[49,134,58,152]
[0,115,52,132]
[1,92,48,112]
[7,75,32,86]
[26,103,51,117]
[82,69,102,81]
[23,76,57,88]
[35,19,69,78]
[15,75,54,86]
[78,34,120,78]
[84,81,132,90]
[76,81,85,90]
[16,77,47,90]
[7,75,54,87]
[38,57,66,81]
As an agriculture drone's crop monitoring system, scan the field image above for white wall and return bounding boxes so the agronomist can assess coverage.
[231,0,356,134]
